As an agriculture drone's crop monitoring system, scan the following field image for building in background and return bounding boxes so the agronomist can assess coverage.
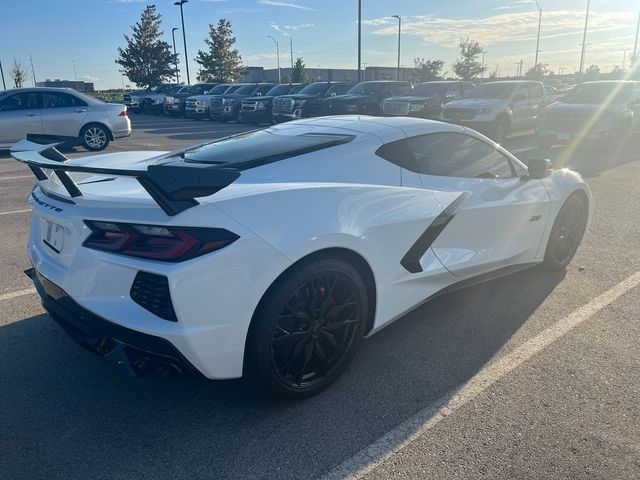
[35,79,95,92]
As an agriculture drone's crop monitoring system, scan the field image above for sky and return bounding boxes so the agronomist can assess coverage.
[0,0,637,89]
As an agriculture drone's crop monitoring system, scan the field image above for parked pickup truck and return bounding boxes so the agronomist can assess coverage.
[240,83,307,125]
[124,83,178,114]
[185,84,238,120]
[214,83,277,122]
[322,81,413,116]
[441,80,546,142]
[272,82,355,123]
[163,83,219,117]
[383,81,475,119]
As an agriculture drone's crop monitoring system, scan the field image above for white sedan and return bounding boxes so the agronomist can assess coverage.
[12,116,591,399]
[0,87,130,151]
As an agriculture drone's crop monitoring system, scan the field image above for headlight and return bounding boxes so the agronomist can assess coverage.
[152,98,162,105]
[256,101,268,110]
[294,99,307,108]
[409,103,424,112]
[222,98,231,105]
[165,96,175,104]
[476,108,492,115]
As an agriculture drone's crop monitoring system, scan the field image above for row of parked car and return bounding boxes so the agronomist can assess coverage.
[124,79,640,147]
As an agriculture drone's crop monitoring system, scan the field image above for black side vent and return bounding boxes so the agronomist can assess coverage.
[130,272,177,322]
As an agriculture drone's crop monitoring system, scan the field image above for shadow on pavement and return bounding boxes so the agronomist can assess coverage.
[0,267,564,480]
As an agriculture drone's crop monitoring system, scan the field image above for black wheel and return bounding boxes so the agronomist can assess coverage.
[492,117,509,143]
[544,194,587,270]
[142,100,153,115]
[246,257,368,400]
[80,124,110,151]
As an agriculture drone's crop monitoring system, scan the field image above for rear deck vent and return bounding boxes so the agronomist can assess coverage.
[130,272,177,322]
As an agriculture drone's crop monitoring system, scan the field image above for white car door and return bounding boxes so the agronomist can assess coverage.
[509,85,531,130]
[401,131,550,277]
[41,91,89,138]
[0,91,43,145]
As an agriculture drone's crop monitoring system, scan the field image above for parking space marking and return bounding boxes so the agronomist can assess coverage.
[0,288,36,302]
[0,175,33,181]
[323,272,640,480]
[0,209,31,216]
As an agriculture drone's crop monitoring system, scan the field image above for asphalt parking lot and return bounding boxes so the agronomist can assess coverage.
[1,114,639,480]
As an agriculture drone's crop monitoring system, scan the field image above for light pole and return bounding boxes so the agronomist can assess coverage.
[634,9,640,65]
[578,0,590,75]
[357,0,362,82]
[72,60,78,83]
[174,0,190,84]
[533,0,542,68]
[481,50,487,79]
[171,27,180,83]
[268,35,281,83]
[392,15,401,81]
[317,64,320,82]
[0,60,5,89]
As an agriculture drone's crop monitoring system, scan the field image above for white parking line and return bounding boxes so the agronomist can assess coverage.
[323,272,640,480]
[0,175,33,181]
[0,209,31,216]
[0,288,36,302]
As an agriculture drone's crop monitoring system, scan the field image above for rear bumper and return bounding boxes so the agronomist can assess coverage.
[26,267,201,378]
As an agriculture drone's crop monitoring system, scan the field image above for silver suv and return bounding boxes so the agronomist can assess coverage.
[0,87,131,151]
[441,80,546,142]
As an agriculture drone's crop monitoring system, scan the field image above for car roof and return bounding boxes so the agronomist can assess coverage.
[482,80,541,84]
[580,80,639,85]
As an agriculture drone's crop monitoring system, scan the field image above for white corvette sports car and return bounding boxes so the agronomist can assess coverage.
[13,116,591,399]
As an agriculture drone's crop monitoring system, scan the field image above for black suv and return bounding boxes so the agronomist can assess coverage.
[215,83,277,122]
[163,83,219,117]
[272,82,355,123]
[382,81,475,119]
[240,83,308,124]
[322,81,413,116]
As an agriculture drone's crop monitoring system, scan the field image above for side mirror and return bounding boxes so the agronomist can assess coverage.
[527,158,553,179]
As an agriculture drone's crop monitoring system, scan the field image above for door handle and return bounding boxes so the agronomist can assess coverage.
[75,109,87,113]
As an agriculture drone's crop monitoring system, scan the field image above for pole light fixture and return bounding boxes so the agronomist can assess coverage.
[533,0,542,68]
[578,0,590,75]
[392,15,401,81]
[174,0,190,85]
[171,27,180,83]
[268,35,281,83]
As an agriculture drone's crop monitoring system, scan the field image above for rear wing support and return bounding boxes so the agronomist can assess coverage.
[10,137,240,216]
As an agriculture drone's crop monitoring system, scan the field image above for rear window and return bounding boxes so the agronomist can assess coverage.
[182,130,354,169]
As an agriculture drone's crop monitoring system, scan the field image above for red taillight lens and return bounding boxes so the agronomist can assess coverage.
[119,107,128,117]
[83,221,239,262]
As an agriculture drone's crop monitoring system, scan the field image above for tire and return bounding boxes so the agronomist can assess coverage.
[80,124,110,152]
[142,100,154,115]
[245,257,368,400]
[543,194,588,270]
[491,117,509,143]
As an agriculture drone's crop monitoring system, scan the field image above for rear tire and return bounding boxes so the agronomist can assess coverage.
[245,257,368,400]
[543,194,587,270]
[80,124,110,152]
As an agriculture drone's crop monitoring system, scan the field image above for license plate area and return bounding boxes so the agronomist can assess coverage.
[41,218,65,254]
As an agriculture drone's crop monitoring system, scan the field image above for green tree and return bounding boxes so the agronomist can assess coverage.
[11,58,28,88]
[584,64,600,81]
[525,63,551,80]
[115,5,178,88]
[291,57,308,83]
[195,19,243,82]
[453,38,486,80]
[412,58,445,82]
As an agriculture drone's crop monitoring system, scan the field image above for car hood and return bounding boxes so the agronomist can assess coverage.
[328,94,377,104]
[386,95,438,104]
[187,95,210,101]
[243,96,275,102]
[445,98,506,109]
[544,101,625,116]
[278,93,320,101]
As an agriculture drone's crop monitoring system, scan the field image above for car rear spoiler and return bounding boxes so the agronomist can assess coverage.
[10,136,240,216]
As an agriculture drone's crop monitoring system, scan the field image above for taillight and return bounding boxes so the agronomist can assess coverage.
[119,107,128,117]
[83,221,239,262]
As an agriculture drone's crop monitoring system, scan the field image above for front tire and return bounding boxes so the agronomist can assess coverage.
[80,124,110,151]
[543,194,587,270]
[245,257,368,400]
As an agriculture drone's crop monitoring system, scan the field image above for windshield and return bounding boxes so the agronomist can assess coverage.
[183,130,354,166]
[208,84,231,95]
[266,84,294,96]
[564,83,632,105]
[347,83,385,95]
[167,85,184,94]
[413,83,448,97]
[188,84,214,95]
[298,83,330,96]
[233,85,258,95]
[467,83,517,99]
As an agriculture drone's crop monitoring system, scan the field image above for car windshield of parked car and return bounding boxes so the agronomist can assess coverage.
[564,83,632,105]
[413,83,448,97]
[167,85,184,94]
[467,83,517,99]
[182,130,353,166]
[233,85,258,95]
[266,84,293,96]
[347,83,386,95]
[297,83,330,95]
[188,84,212,95]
